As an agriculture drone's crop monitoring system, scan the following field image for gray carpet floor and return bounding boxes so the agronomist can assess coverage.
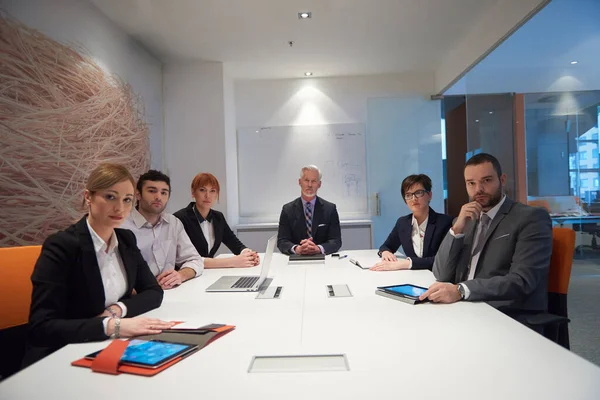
[568,258,600,367]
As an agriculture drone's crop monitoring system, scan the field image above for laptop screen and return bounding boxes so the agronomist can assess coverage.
[257,234,277,285]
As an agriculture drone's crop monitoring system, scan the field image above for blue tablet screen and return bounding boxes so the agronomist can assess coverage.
[120,340,190,366]
[385,285,427,297]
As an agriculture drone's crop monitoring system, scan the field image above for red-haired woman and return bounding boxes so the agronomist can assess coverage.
[174,173,259,268]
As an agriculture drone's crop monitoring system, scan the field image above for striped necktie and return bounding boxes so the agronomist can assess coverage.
[305,202,313,238]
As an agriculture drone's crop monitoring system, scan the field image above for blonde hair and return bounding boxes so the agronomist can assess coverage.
[191,173,220,200]
[82,163,135,207]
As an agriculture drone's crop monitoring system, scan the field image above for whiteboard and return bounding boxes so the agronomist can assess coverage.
[237,123,368,222]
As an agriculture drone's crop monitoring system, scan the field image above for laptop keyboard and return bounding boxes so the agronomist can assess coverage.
[232,276,259,289]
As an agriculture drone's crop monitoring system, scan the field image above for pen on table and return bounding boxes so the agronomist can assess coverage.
[349,258,363,268]
[339,254,348,259]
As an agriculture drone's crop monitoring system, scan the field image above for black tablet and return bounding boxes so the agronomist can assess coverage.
[289,254,325,261]
[85,339,198,369]
[378,284,428,298]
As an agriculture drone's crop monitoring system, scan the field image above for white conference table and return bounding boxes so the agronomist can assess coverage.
[2,250,600,399]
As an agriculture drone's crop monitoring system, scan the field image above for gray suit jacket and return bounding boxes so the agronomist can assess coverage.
[432,198,552,311]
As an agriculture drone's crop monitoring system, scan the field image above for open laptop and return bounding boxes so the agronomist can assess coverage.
[205,234,276,292]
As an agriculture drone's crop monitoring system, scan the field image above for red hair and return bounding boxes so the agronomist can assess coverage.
[191,173,220,200]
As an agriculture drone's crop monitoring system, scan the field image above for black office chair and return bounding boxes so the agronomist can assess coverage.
[572,200,600,254]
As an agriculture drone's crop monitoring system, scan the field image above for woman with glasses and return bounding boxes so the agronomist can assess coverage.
[371,174,453,271]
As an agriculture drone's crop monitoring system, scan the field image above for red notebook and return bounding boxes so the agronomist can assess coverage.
[71,324,235,376]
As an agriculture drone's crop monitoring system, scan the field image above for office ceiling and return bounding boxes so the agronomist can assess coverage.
[90,0,502,80]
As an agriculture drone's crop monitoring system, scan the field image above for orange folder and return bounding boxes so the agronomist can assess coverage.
[71,324,235,376]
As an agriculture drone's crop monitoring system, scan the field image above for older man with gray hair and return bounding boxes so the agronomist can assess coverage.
[277,165,342,255]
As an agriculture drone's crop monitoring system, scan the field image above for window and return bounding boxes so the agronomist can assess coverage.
[526,93,600,199]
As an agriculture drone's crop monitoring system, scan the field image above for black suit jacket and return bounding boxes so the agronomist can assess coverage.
[24,217,163,365]
[174,202,246,257]
[277,197,342,255]
[379,208,453,270]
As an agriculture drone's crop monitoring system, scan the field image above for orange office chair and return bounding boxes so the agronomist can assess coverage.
[504,228,575,349]
[0,245,41,380]
[528,199,551,212]
[0,245,41,329]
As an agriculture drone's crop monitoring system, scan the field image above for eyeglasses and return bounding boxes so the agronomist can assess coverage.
[404,190,429,201]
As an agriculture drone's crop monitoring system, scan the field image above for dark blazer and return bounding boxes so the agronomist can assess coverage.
[433,198,552,311]
[24,217,163,365]
[174,202,246,258]
[277,196,342,255]
[379,207,453,270]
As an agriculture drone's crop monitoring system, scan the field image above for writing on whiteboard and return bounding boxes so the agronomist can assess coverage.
[237,123,367,221]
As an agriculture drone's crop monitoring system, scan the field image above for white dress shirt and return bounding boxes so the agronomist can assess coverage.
[86,219,128,335]
[121,208,204,277]
[406,216,428,268]
[199,219,215,253]
[450,195,507,299]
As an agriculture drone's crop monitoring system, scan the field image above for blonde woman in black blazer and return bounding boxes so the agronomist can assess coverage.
[25,164,173,366]
[174,173,260,268]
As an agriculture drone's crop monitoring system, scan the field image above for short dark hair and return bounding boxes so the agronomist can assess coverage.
[401,174,432,201]
[465,153,503,178]
[136,170,171,193]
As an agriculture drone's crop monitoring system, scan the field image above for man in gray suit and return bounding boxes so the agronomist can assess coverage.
[420,153,552,311]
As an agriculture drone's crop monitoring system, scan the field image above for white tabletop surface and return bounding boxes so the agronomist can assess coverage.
[2,250,600,399]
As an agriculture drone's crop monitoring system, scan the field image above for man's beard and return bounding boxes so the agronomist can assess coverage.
[473,187,503,210]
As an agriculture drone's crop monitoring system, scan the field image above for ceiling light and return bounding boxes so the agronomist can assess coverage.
[570,61,578,65]
[475,119,479,123]
[304,72,313,76]
[298,12,311,19]
[489,111,493,114]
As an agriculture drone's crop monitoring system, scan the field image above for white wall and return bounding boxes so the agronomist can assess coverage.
[233,72,437,228]
[1,0,165,169]
[163,61,229,216]
[235,72,434,129]
[223,64,239,228]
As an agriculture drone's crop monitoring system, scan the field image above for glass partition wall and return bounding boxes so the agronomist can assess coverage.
[442,94,519,217]
[525,90,600,258]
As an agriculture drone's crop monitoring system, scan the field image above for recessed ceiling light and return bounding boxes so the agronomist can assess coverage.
[475,119,479,123]
[298,12,311,19]
[489,111,493,114]
[304,72,313,76]
[571,61,578,65]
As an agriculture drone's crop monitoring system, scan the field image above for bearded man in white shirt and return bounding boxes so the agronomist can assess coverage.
[121,170,204,289]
